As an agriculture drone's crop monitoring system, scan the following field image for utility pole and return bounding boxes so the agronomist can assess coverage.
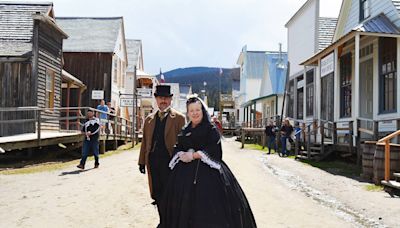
[132,65,137,147]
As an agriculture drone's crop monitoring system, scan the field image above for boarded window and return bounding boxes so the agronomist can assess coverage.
[340,53,352,118]
[46,69,55,109]
[379,37,397,113]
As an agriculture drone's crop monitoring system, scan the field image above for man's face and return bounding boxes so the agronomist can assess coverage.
[100,100,105,106]
[107,102,111,107]
[87,111,94,118]
[155,96,172,111]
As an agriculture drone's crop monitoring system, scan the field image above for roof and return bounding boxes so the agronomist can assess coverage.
[126,39,142,72]
[318,17,338,51]
[0,2,52,56]
[61,69,86,88]
[392,0,400,15]
[285,0,315,27]
[56,17,123,53]
[353,13,400,34]
[302,14,400,66]
[244,51,269,79]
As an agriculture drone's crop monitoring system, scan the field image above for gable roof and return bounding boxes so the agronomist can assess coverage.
[56,17,122,53]
[126,39,142,72]
[0,2,52,56]
[260,52,288,96]
[318,17,338,51]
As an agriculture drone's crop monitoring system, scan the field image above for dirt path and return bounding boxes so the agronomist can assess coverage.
[1,138,397,227]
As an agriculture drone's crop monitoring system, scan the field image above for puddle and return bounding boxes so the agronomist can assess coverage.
[259,155,386,228]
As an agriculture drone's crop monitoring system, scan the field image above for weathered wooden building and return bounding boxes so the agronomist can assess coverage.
[56,17,129,118]
[0,2,67,136]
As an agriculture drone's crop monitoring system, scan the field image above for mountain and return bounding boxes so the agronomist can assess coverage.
[158,67,239,110]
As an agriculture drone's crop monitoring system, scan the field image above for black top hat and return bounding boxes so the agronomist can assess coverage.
[154,85,173,97]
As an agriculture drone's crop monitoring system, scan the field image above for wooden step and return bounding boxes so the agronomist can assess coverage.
[394,173,400,178]
[381,180,400,190]
[299,151,321,156]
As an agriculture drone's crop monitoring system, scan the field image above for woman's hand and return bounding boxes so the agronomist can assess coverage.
[179,152,194,163]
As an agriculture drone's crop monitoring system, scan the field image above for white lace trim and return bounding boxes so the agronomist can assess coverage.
[169,152,183,170]
[197,151,221,170]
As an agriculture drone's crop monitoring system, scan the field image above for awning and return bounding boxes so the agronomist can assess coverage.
[240,94,279,108]
[301,13,400,66]
[61,70,86,89]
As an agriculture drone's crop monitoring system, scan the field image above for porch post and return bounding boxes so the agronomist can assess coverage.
[354,33,360,121]
[334,47,339,122]
[397,38,400,116]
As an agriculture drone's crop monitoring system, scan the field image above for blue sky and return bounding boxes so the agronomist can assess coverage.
[26,0,341,74]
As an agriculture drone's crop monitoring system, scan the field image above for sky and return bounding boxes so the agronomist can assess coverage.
[26,0,341,74]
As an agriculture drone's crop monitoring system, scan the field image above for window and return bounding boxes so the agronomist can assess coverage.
[306,69,314,117]
[379,37,397,113]
[297,87,304,119]
[287,80,294,118]
[113,57,118,83]
[340,53,352,118]
[45,69,55,109]
[359,0,370,22]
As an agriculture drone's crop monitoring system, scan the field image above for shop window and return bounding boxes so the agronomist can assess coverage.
[340,53,352,118]
[379,37,397,113]
[306,69,314,117]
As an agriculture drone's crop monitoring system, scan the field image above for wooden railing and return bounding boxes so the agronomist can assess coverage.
[378,130,400,181]
[0,106,133,143]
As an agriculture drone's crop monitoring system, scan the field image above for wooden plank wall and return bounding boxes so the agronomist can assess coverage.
[36,22,64,131]
[63,52,112,109]
[0,62,35,136]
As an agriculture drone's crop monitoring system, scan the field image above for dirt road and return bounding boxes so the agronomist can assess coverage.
[1,138,397,227]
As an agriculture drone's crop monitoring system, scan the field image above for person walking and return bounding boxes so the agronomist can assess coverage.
[77,110,100,169]
[265,120,277,154]
[280,118,293,157]
[138,85,186,225]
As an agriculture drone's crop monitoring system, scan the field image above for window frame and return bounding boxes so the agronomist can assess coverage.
[306,69,314,117]
[45,69,55,110]
[340,53,352,118]
[379,37,397,114]
[359,0,370,22]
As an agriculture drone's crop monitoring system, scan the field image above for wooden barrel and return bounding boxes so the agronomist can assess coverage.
[373,144,400,184]
[361,142,375,180]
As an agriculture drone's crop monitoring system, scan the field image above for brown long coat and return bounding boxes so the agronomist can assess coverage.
[138,108,186,198]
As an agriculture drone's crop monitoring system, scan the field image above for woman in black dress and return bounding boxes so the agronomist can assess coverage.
[160,96,257,228]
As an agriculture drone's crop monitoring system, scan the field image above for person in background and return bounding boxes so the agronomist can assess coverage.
[96,100,109,134]
[265,120,277,154]
[280,118,293,157]
[106,101,116,135]
[77,110,100,169]
[211,115,223,134]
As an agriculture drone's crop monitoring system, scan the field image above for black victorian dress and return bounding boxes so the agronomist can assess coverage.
[160,121,257,228]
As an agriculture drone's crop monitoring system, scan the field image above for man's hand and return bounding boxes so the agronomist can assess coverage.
[139,164,146,174]
[179,152,194,163]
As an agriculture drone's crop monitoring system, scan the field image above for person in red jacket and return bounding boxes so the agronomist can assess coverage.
[211,116,223,134]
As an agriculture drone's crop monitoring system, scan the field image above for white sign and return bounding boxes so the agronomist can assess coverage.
[379,120,397,132]
[321,52,335,77]
[92,90,104,100]
[120,98,141,107]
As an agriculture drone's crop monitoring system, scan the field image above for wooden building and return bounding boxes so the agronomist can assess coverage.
[0,2,67,136]
[56,17,128,118]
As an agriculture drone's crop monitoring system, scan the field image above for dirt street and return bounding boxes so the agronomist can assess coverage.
[1,138,398,227]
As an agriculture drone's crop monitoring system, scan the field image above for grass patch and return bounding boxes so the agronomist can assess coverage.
[244,143,277,154]
[299,159,362,177]
[0,143,140,175]
[364,184,384,192]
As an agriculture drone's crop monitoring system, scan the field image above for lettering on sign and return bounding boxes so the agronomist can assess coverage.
[321,52,334,77]
[92,90,104,100]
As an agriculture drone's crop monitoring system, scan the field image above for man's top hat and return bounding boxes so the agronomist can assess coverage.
[154,85,173,97]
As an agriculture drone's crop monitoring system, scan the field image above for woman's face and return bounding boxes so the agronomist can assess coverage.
[188,102,203,126]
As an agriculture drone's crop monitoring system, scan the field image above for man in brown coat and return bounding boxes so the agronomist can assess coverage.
[138,85,185,222]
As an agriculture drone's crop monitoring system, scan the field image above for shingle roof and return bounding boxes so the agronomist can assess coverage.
[353,13,400,34]
[318,17,337,51]
[0,2,52,56]
[56,17,122,53]
[126,39,142,72]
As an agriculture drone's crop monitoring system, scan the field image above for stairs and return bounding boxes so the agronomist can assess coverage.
[296,143,333,161]
[381,173,400,191]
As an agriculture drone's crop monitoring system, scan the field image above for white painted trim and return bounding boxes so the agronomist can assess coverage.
[354,33,360,120]
[334,47,340,122]
[398,37,400,116]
